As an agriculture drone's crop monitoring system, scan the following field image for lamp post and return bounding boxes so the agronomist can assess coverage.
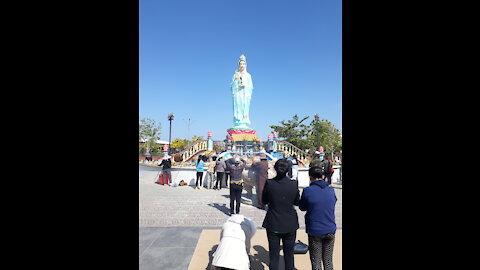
[168,113,174,155]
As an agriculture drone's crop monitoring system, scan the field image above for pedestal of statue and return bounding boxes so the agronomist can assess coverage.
[227,128,258,141]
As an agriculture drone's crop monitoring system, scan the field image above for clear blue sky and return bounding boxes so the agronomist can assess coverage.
[140,0,342,142]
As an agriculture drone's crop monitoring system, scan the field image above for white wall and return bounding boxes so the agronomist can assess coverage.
[140,164,342,188]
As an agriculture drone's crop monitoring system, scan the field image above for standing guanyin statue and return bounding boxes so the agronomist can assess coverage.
[230,54,253,129]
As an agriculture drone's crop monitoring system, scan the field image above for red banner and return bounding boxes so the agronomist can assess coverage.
[227,129,257,135]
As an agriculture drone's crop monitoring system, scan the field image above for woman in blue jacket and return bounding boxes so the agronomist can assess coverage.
[299,166,337,270]
[195,155,206,190]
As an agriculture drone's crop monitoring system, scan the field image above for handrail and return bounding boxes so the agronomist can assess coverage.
[277,141,308,156]
[275,140,310,165]
[176,139,311,165]
[178,140,209,164]
[180,139,208,153]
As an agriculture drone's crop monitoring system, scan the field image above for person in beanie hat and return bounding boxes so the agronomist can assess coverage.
[299,166,337,270]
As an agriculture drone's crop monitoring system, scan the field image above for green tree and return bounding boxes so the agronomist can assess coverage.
[190,135,204,143]
[171,138,187,151]
[270,114,312,150]
[308,114,342,159]
[270,114,342,157]
[180,135,205,152]
[213,144,223,153]
[139,118,161,154]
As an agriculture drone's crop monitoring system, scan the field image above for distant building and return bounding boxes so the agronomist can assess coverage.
[139,139,170,155]
[139,139,170,145]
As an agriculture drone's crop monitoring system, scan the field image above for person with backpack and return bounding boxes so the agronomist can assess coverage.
[322,155,334,186]
[299,166,337,270]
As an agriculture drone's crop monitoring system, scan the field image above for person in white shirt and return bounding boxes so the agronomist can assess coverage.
[212,214,257,270]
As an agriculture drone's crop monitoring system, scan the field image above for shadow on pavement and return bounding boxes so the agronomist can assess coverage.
[207,203,230,216]
[250,245,269,270]
[205,244,218,270]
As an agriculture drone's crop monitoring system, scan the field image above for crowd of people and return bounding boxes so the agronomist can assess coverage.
[154,152,338,270]
[209,157,337,270]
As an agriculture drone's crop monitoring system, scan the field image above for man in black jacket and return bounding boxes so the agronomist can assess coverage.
[225,155,246,215]
[262,159,300,270]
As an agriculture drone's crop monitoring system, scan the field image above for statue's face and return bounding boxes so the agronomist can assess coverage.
[239,61,246,72]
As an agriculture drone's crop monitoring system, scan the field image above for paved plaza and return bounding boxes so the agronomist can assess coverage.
[139,176,342,269]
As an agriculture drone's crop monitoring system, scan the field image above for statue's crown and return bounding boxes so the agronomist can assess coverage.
[239,54,246,62]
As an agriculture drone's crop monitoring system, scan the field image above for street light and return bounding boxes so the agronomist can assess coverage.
[168,113,175,155]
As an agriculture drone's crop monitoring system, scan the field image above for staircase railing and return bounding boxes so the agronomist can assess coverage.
[178,140,208,163]
[276,140,309,162]
[176,139,310,165]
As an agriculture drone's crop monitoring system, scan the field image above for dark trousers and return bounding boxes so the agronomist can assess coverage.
[266,230,297,270]
[325,173,332,185]
[308,233,335,270]
[229,183,243,214]
[255,178,266,208]
[196,172,203,187]
[215,172,224,189]
[224,172,230,188]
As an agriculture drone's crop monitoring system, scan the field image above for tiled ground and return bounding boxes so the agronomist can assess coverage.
[139,177,342,229]
[139,177,342,269]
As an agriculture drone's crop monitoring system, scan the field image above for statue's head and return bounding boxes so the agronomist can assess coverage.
[238,54,247,72]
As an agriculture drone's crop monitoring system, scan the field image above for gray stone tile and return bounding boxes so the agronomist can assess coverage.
[139,247,196,270]
[139,175,342,269]
[151,228,202,248]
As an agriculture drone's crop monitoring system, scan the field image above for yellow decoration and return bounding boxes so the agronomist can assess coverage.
[231,133,258,141]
